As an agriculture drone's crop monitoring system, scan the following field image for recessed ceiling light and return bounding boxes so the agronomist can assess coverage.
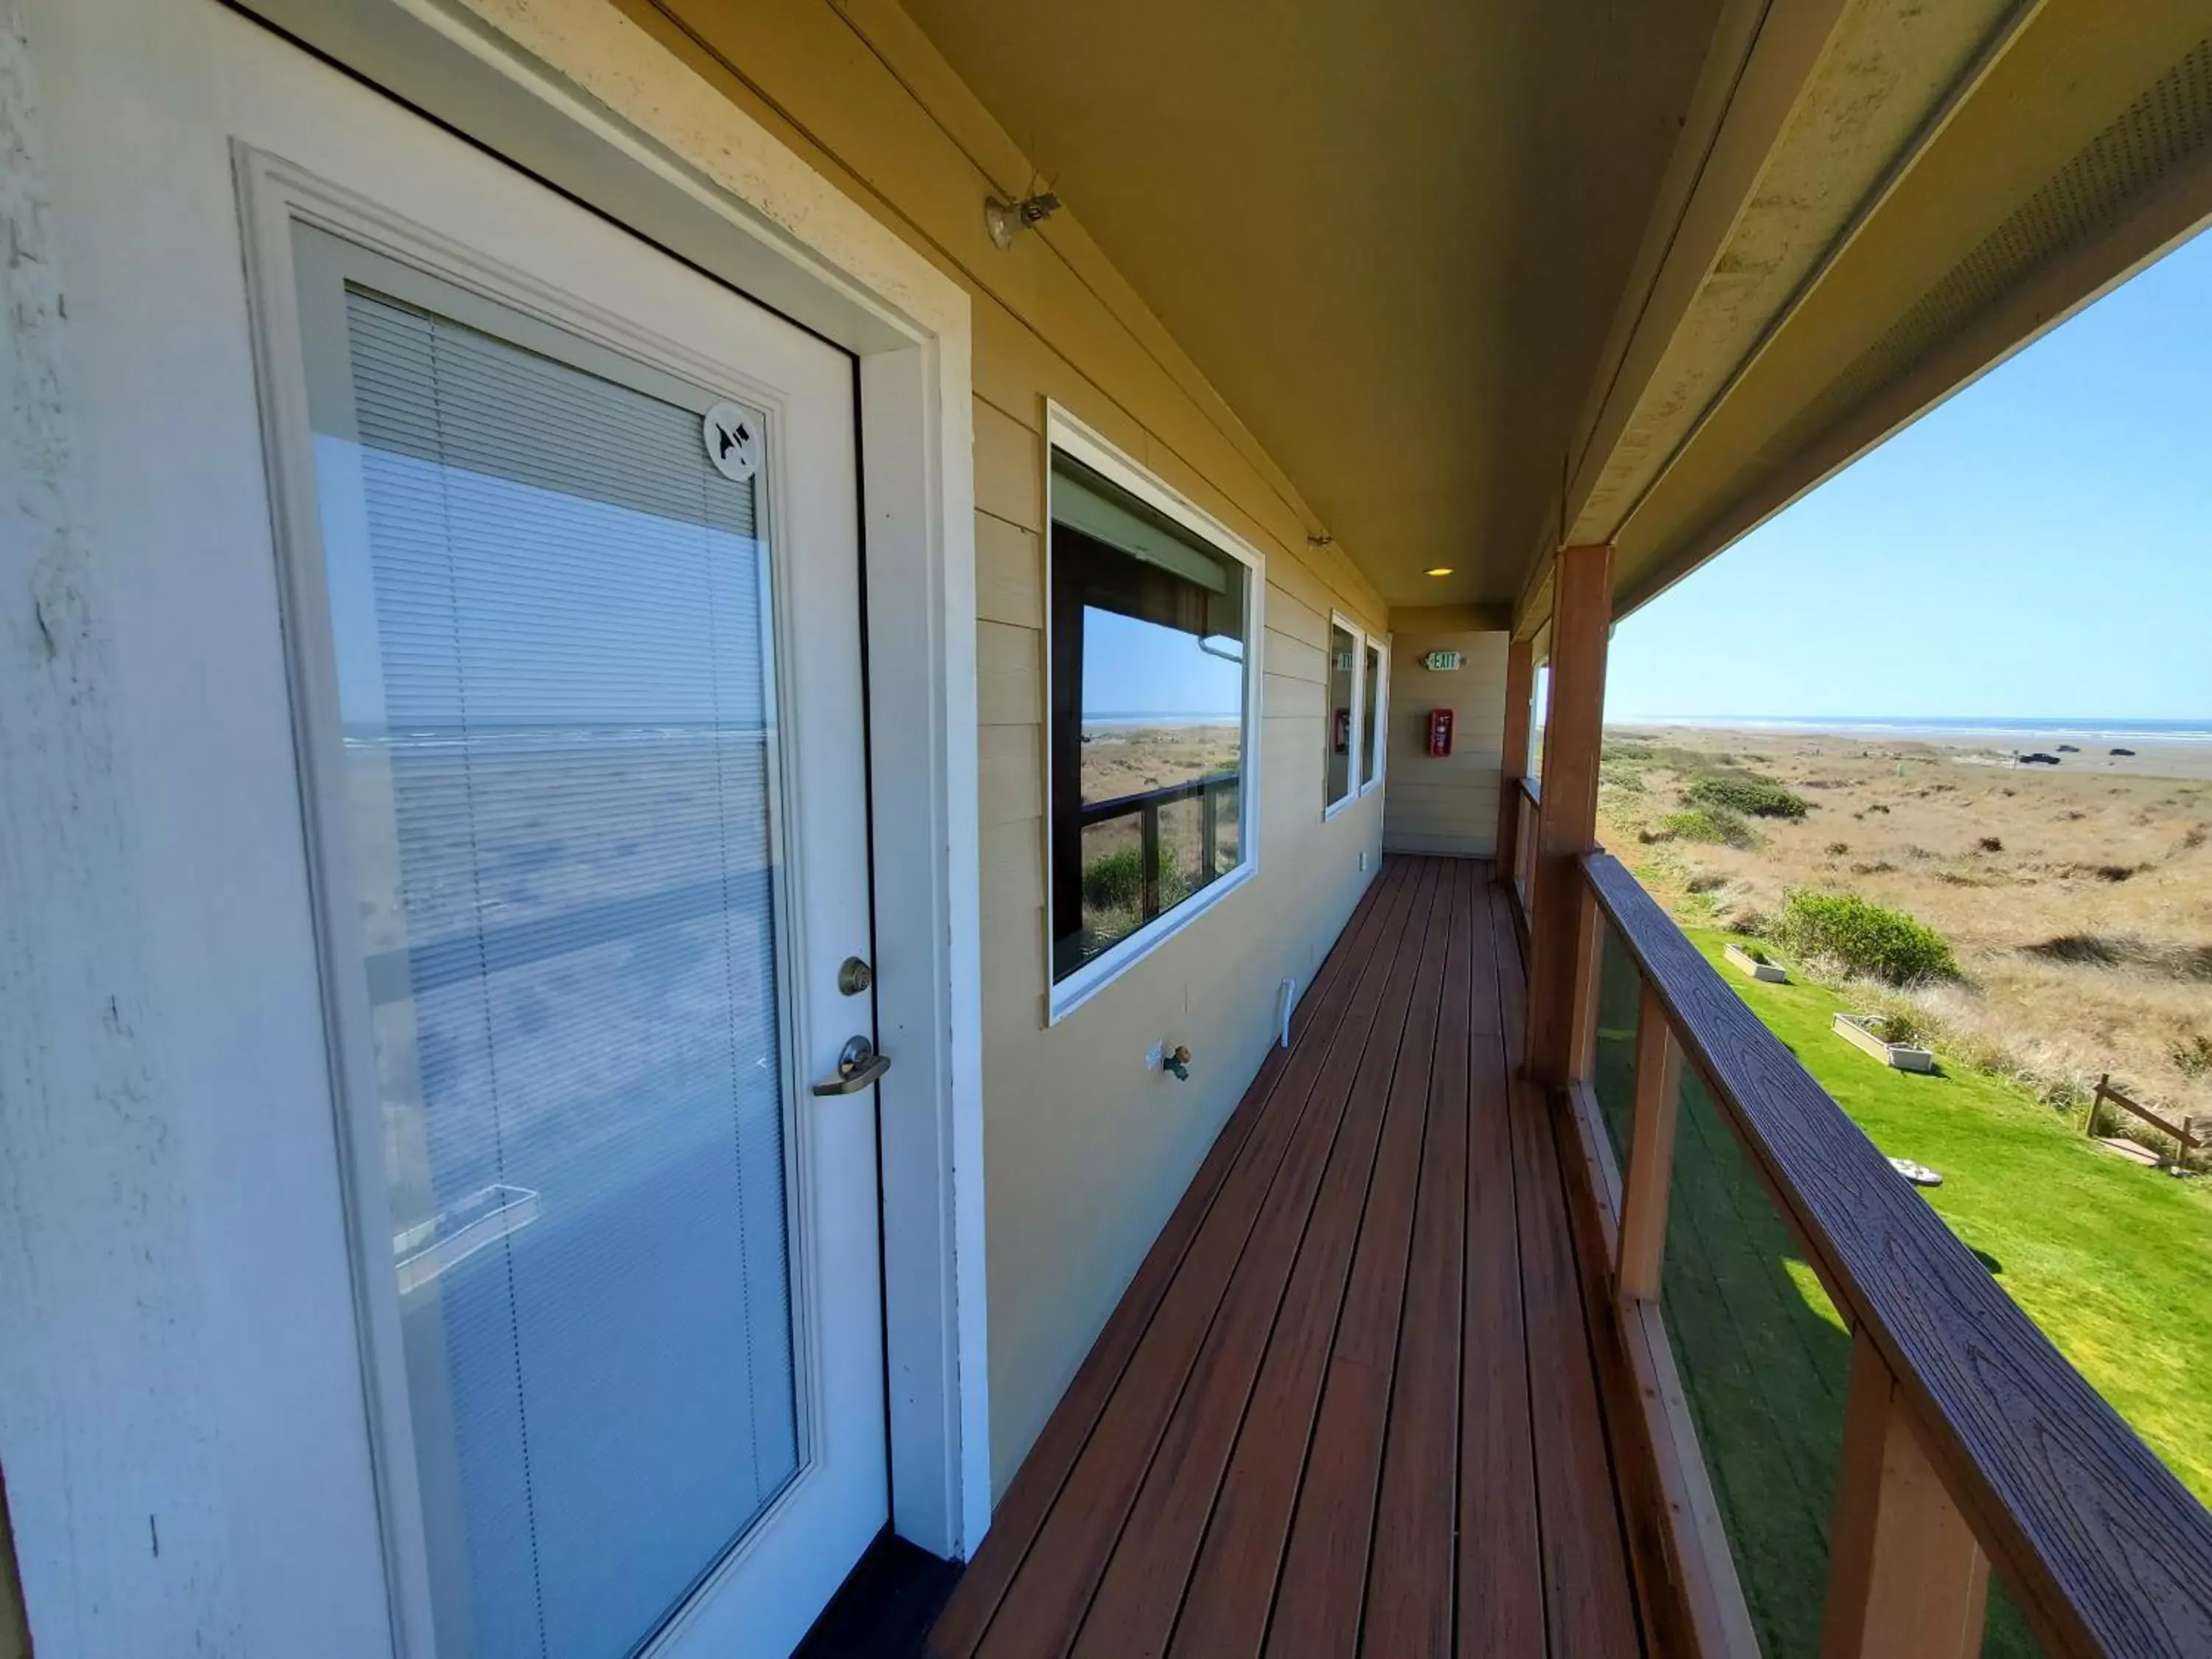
[1424,566,1454,577]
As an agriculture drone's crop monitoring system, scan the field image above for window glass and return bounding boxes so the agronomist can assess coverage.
[1326,622,1357,808]
[1529,659,1551,783]
[313,282,796,1658]
[1360,641,1384,788]
[1049,449,1249,986]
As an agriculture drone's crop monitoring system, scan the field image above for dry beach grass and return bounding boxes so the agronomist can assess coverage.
[1599,726,2212,1133]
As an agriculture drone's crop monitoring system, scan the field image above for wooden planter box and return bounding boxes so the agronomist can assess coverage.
[1723,942,1787,983]
[1833,1012,1934,1073]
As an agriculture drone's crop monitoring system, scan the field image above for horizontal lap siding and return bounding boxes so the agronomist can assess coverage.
[971,402,1385,1480]
[1384,627,1509,858]
[619,0,1398,1497]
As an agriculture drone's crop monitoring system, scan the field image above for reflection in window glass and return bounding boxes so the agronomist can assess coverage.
[1048,450,1249,986]
[1360,641,1383,789]
[1326,622,1357,808]
[313,283,796,1659]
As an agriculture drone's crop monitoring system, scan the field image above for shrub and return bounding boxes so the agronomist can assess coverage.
[1875,1007,1931,1047]
[1771,891,1960,987]
[1825,841,1850,856]
[1687,773,1809,819]
[1080,846,1189,916]
[1081,844,1144,911]
[1645,807,1753,849]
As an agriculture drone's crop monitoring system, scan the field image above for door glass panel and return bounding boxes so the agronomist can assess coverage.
[316,285,798,1659]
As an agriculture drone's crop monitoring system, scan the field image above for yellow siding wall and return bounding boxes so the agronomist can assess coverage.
[607,0,1395,1492]
[1383,625,1510,857]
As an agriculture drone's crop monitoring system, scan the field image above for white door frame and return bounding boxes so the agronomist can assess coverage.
[236,0,990,1566]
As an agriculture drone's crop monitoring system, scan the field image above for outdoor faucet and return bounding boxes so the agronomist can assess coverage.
[1164,1044,1192,1082]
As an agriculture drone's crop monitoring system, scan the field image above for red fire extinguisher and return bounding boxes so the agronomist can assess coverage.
[1427,709,1454,757]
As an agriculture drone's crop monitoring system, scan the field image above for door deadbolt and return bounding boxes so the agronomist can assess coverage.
[837,956,874,996]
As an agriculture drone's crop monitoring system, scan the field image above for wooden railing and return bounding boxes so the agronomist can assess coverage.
[1078,771,1238,924]
[1550,849,2212,1658]
[1509,774,1540,917]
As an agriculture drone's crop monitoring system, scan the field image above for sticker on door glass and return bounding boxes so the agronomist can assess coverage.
[703,402,762,484]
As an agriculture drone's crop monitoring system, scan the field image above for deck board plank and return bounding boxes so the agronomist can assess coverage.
[1066,862,1445,1659]
[1499,891,1644,1658]
[1157,859,1447,1659]
[1458,880,1545,1657]
[1261,860,1458,1659]
[1359,860,1474,1658]
[929,864,1409,1658]
[967,866,1429,1658]
[931,858,1645,1659]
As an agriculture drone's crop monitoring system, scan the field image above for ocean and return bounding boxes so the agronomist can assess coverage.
[1611,716,2212,747]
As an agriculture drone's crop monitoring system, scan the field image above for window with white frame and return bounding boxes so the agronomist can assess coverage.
[1046,415,1262,1006]
[1360,637,1386,793]
[1324,614,1363,815]
[1529,658,1552,784]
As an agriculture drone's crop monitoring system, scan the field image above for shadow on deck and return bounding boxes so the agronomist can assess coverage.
[929,855,1645,1658]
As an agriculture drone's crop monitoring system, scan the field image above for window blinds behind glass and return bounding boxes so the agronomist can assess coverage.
[337,288,799,1659]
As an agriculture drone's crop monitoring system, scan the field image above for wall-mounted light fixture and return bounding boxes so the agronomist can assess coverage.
[985,189,1062,249]
[1424,566,1455,577]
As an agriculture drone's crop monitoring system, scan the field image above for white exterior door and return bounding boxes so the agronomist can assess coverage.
[33,4,889,1655]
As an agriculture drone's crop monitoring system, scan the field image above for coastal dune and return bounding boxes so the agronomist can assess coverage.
[1599,723,2212,1126]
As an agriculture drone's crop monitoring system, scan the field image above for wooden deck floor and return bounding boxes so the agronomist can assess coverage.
[928,856,1644,1659]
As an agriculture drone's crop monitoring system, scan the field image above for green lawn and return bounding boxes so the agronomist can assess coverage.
[1589,924,2212,1656]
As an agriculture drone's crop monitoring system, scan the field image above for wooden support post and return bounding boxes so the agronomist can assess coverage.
[1617,983,1684,1302]
[1495,635,1534,876]
[1820,1330,1991,1659]
[1525,543,1613,1087]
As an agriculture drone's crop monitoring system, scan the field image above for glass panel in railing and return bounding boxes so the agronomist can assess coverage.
[1078,815,1148,952]
[1660,1062,1852,1658]
[1513,793,1536,903]
[1155,790,1208,899]
[1590,920,1641,1164]
[1983,1577,2042,1657]
[1206,776,1242,881]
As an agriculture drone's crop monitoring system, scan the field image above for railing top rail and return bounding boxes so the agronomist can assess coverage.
[1519,773,1540,806]
[1580,849,2212,1658]
[1077,771,1235,828]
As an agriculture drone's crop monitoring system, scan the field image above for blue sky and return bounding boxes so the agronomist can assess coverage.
[1082,607,1244,717]
[1606,225,2212,723]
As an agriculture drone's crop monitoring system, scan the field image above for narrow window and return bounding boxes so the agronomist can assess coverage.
[1530,658,1552,784]
[1360,639,1385,790]
[1048,445,1254,994]
[1325,619,1360,812]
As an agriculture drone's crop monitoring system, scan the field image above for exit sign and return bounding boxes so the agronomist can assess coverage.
[1423,650,1463,671]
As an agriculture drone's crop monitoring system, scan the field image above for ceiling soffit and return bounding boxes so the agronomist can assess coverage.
[1564,0,2029,551]
[1529,0,2212,630]
[897,0,1719,612]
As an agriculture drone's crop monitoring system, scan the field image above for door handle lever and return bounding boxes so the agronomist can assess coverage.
[813,1034,891,1096]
